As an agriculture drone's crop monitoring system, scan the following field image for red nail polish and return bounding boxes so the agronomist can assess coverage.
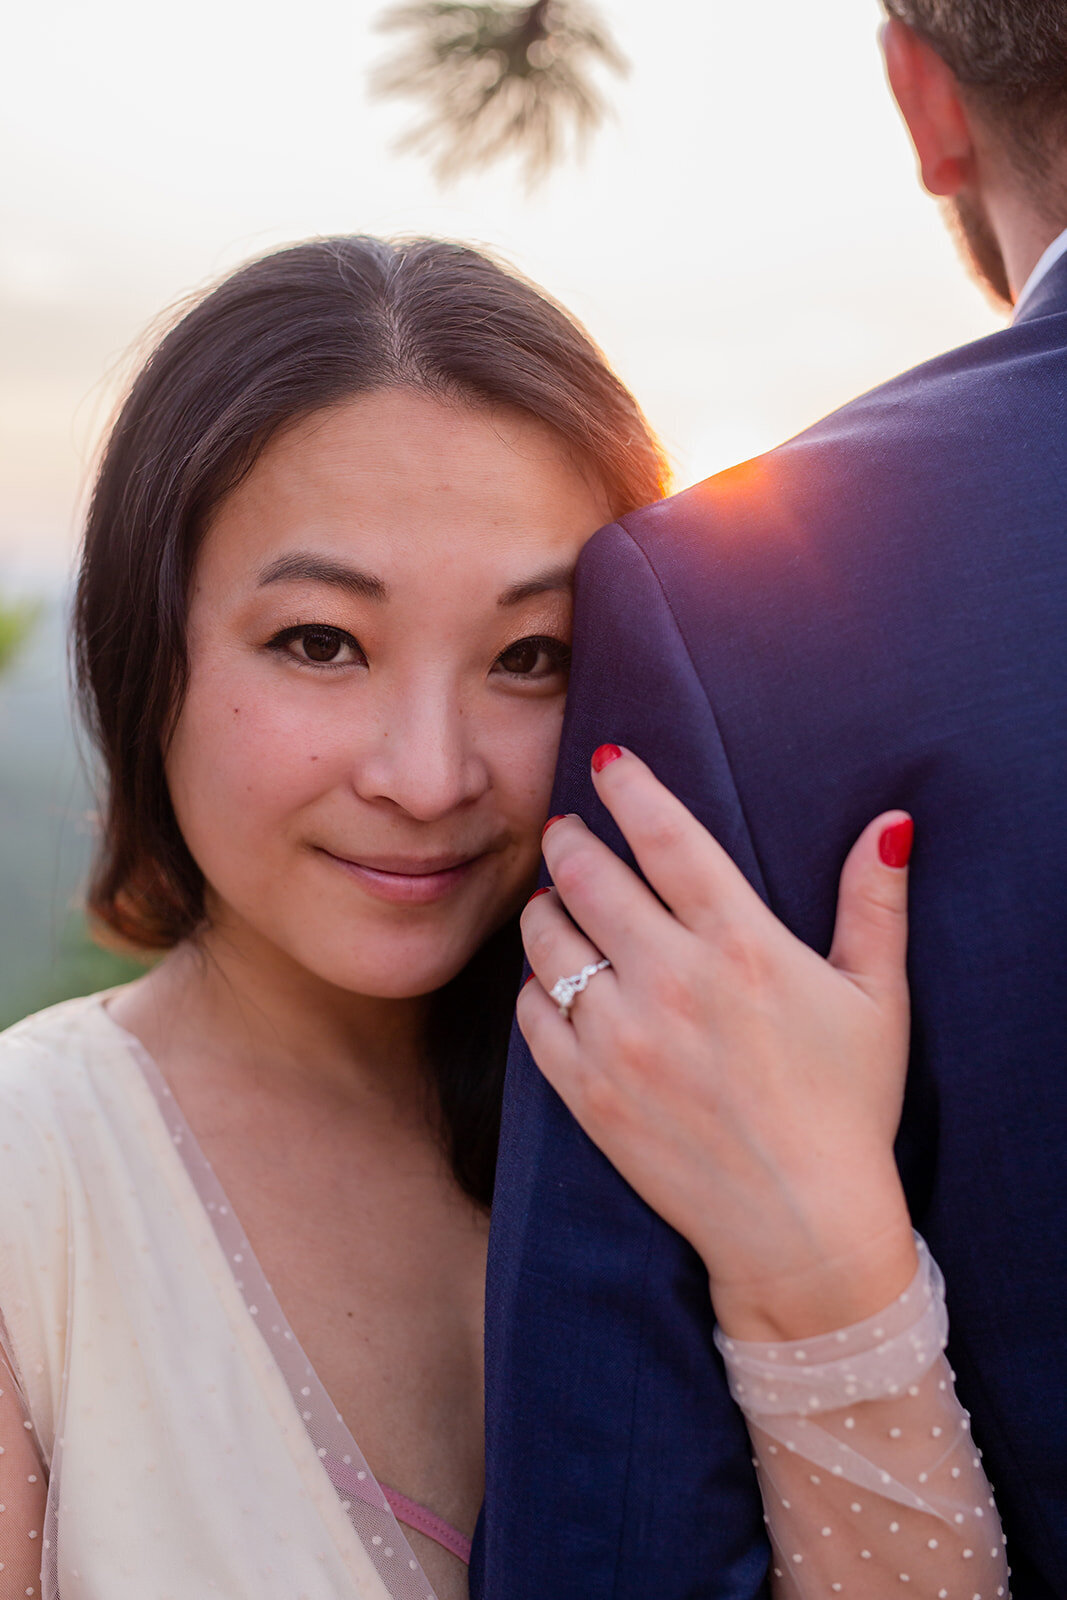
[527,887,552,903]
[522,973,537,988]
[592,744,623,773]
[879,818,914,869]
[542,815,567,836]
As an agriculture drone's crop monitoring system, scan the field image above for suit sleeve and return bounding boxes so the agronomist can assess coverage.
[479,521,773,1600]
[553,521,772,899]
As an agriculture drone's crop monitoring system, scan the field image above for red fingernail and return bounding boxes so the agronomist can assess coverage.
[592,744,623,773]
[879,818,914,869]
[527,887,552,903]
[522,973,537,988]
[542,815,567,836]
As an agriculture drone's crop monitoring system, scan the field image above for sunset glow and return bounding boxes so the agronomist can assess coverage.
[0,0,1004,585]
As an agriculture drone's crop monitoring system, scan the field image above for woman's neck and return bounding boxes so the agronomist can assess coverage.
[109,915,433,1120]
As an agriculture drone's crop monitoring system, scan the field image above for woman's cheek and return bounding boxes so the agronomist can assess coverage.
[167,672,340,859]
[504,696,567,834]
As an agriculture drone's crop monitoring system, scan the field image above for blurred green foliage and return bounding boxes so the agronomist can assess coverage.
[0,915,146,1033]
[0,593,149,1034]
[0,599,42,677]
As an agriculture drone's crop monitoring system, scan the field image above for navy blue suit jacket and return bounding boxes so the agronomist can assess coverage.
[474,259,1067,1600]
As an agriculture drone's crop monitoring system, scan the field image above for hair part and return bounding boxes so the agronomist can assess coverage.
[74,234,668,1205]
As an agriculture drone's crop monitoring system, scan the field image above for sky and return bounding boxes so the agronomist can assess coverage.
[0,0,1005,590]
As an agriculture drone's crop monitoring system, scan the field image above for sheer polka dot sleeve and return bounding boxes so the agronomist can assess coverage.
[714,1238,1010,1599]
[0,1334,47,1598]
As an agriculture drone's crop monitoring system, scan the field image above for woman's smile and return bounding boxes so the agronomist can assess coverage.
[317,846,491,905]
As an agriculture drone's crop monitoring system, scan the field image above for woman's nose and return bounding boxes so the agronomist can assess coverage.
[353,690,490,821]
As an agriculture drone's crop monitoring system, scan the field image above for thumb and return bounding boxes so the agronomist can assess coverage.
[828,812,913,993]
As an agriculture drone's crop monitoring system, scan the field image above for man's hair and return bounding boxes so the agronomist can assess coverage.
[883,0,1067,92]
[884,1,1067,187]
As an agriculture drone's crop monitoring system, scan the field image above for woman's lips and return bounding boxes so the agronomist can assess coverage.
[319,849,483,905]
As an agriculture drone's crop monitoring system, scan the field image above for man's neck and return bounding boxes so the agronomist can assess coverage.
[1006,221,1066,304]
[984,179,1067,303]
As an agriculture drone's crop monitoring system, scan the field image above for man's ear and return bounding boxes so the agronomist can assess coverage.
[881,17,974,197]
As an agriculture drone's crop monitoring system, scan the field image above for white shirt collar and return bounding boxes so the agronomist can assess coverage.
[1013,226,1067,320]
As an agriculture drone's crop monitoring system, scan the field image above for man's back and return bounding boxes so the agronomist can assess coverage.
[477,261,1067,1600]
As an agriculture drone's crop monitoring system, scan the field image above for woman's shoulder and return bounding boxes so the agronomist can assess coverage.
[0,996,128,1453]
[0,993,128,1294]
[0,991,127,1120]
[0,989,123,1049]
[0,989,163,1254]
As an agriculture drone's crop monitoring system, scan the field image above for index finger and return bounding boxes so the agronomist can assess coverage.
[589,744,771,935]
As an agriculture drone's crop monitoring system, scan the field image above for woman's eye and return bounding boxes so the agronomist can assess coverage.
[268,625,366,668]
[494,635,571,681]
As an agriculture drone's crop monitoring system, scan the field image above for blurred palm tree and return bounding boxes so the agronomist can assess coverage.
[371,0,627,186]
[0,597,40,677]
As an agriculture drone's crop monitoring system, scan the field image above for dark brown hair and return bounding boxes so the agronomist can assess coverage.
[883,0,1067,185]
[74,234,668,1204]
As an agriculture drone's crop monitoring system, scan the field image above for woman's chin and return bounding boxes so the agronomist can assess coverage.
[214,885,525,1002]
[288,938,485,1003]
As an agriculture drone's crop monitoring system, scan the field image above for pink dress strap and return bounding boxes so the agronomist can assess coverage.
[381,1487,473,1566]
[325,1454,472,1566]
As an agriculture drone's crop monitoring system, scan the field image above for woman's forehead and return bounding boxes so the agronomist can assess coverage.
[199,392,610,586]
[250,390,590,494]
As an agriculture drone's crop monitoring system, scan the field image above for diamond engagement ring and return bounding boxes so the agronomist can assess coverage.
[549,959,612,1021]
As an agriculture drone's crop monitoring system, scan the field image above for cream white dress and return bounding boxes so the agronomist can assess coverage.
[0,994,438,1600]
[0,994,1010,1599]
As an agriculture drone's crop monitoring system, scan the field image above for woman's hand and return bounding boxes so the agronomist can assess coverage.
[517,744,919,1344]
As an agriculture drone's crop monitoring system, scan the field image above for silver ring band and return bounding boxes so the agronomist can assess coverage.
[549,958,612,1021]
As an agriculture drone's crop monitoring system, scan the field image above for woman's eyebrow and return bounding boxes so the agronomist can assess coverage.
[497,564,575,607]
[258,553,388,600]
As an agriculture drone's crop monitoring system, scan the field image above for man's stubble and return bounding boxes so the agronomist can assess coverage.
[944,191,1014,307]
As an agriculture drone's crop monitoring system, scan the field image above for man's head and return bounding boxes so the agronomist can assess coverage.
[881,2,1067,304]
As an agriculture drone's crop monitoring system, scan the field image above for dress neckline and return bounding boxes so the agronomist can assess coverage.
[88,995,467,1593]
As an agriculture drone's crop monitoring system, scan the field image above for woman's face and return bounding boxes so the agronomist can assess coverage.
[166,389,611,999]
